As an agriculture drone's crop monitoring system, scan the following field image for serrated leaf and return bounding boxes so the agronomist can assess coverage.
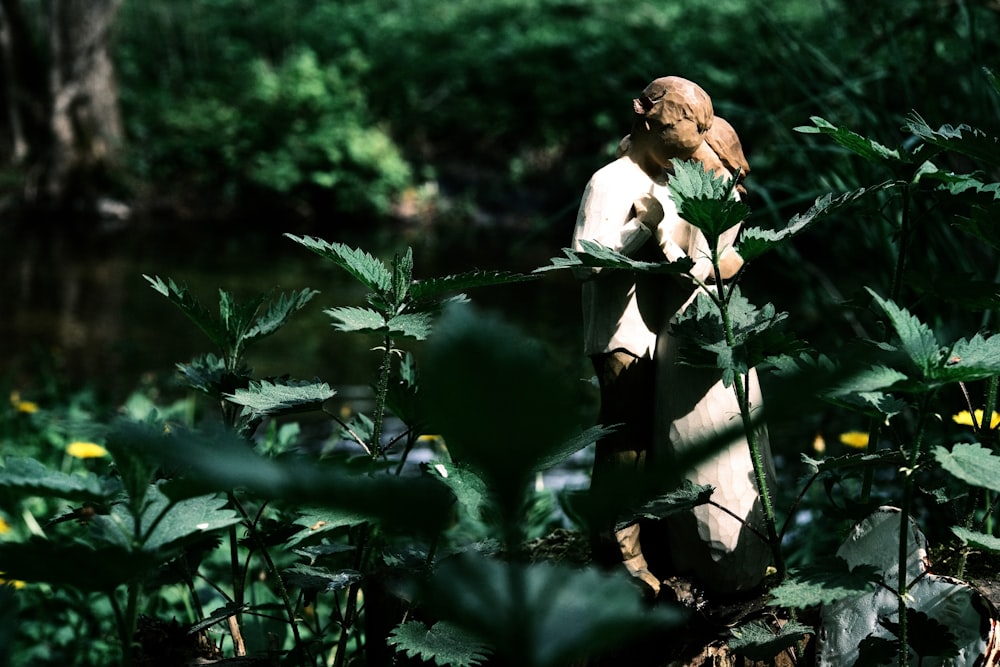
[325,306,387,333]
[769,557,879,608]
[389,621,492,667]
[386,312,434,340]
[856,634,898,667]
[937,333,1000,383]
[625,480,713,527]
[535,238,694,275]
[0,457,118,501]
[412,271,537,300]
[951,526,1000,553]
[903,112,1000,168]
[531,424,617,473]
[738,182,899,262]
[285,234,392,294]
[668,158,750,244]
[427,462,490,526]
[140,487,241,552]
[391,248,414,308]
[244,288,319,343]
[801,450,905,475]
[795,116,906,163]
[934,443,1000,493]
[285,510,370,547]
[188,603,248,635]
[144,275,229,351]
[729,620,812,660]
[866,289,941,378]
[225,379,335,417]
[426,554,686,667]
[283,564,362,592]
[176,353,238,397]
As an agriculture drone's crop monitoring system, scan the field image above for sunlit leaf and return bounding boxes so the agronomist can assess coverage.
[769,557,879,608]
[738,182,899,262]
[534,239,693,275]
[225,379,335,417]
[951,526,1000,553]
[729,620,812,660]
[389,620,492,667]
[325,306,387,333]
[625,480,713,527]
[285,510,369,547]
[933,443,1000,493]
[903,112,1000,168]
[668,158,749,244]
[391,248,414,308]
[285,234,392,294]
[795,116,906,163]
[386,312,434,340]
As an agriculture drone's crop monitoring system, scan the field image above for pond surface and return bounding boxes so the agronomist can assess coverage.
[1,216,586,408]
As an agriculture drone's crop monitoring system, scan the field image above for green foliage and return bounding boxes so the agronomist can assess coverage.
[667,158,750,245]
[729,619,812,660]
[933,443,1000,494]
[769,558,880,609]
[388,621,492,667]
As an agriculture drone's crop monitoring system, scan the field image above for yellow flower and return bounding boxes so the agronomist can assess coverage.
[9,392,39,414]
[0,517,10,534]
[839,431,870,449]
[0,574,25,589]
[66,442,109,459]
[952,410,1000,430]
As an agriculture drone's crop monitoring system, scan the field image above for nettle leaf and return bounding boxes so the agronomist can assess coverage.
[903,112,1000,168]
[225,379,335,417]
[795,116,907,164]
[625,480,713,527]
[176,353,237,397]
[427,554,686,667]
[325,306,386,333]
[938,333,1000,383]
[386,312,434,340]
[913,162,1000,199]
[389,620,492,667]
[801,450,905,476]
[391,248,414,307]
[218,289,265,348]
[668,158,749,244]
[729,620,812,660]
[866,289,940,378]
[769,557,879,608]
[244,288,319,343]
[951,526,1000,553]
[285,234,392,294]
[426,461,490,527]
[738,182,899,262]
[141,487,241,552]
[934,443,1000,493]
[535,239,693,275]
[532,424,618,473]
[144,275,228,351]
[412,271,537,301]
[285,509,369,547]
[283,564,362,593]
[0,457,118,502]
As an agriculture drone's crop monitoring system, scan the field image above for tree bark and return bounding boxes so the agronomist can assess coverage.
[0,0,124,209]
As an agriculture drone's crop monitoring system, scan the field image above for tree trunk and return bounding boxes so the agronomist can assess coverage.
[0,0,124,210]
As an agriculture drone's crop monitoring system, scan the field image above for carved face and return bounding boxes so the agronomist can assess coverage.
[634,76,714,164]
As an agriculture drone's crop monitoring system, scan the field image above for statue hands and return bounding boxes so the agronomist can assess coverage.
[630,194,665,230]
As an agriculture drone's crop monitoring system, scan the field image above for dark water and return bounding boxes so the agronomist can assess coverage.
[0,216,585,407]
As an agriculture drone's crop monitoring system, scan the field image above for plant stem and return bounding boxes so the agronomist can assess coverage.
[371,334,394,459]
[712,259,784,578]
[897,396,930,667]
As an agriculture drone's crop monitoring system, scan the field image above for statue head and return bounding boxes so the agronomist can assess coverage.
[631,76,714,161]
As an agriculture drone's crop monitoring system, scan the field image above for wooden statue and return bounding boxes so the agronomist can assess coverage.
[573,76,772,595]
